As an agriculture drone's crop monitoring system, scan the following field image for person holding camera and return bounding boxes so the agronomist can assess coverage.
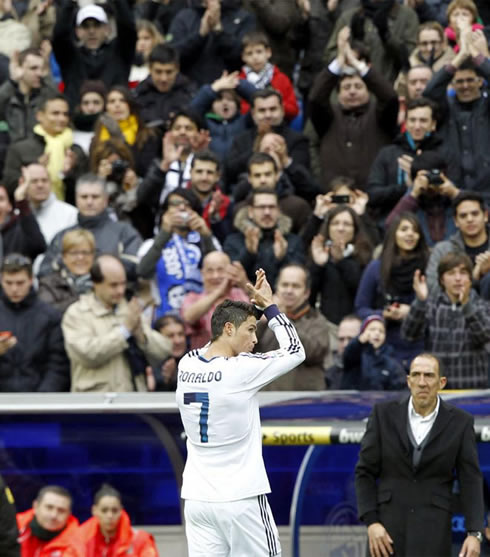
[309,204,374,327]
[385,150,460,246]
[367,97,445,224]
[355,212,429,368]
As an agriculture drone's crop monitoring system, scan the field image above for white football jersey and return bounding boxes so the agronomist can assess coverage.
[176,308,305,502]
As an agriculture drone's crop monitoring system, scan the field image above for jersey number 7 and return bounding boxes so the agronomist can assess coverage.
[184,392,209,443]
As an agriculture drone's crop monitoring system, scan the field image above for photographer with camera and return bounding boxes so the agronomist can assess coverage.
[90,138,154,238]
[386,151,459,246]
[367,97,446,224]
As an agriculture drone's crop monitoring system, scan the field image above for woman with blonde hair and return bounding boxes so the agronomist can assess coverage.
[38,229,95,313]
[129,20,165,85]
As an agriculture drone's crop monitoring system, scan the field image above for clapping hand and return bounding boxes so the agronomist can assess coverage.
[413,269,428,301]
[246,268,273,309]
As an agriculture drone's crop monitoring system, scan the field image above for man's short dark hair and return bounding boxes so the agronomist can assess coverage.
[154,312,185,332]
[456,59,478,73]
[410,352,442,377]
[242,30,270,51]
[329,175,355,191]
[191,149,220,172]
[75,173,107,195]
[36,485,72,506]
[167,108,206,132]
[18,47,42,66]
[251,88,283,108]
[410,151,448,180]
[1,253,33,277]
[38,93,69,112]
[149,43,180,67]
[247,152,278,173]
[437,252,473,282]
[406,97,438,120]
[452,191,486,215]
[250,187,278,205]
[210,300,258,341]
[276,263,311,290]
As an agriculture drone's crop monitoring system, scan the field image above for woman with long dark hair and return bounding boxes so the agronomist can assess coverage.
[309,205,373,325]
[355,212,428,367]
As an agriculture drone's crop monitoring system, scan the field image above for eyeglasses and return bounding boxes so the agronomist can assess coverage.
[418,40,441,47]
[64,250,94,258]
[168,198,191,208]
[453,77,478,85]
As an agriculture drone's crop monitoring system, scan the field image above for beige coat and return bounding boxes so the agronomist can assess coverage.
[62,293,172,392]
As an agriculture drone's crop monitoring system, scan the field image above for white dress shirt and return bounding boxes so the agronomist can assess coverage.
[408,395,440,445]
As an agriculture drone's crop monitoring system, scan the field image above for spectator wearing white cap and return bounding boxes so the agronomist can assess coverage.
[52,0,136,110]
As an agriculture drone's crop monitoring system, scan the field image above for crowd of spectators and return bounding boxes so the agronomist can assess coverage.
[1,0,490,393]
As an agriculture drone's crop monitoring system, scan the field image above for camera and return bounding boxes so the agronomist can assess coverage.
[384,293,401,308]
[109,159,130,184]
[427,169,444,186]
[331,194,350,204]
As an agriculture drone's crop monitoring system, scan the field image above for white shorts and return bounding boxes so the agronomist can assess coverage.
[184,494,281,557]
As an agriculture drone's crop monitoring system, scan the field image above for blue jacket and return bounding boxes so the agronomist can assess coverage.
[342,337,406,390]
[190,80,256,160]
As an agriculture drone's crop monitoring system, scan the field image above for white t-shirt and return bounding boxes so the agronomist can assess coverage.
[176,308,305,502]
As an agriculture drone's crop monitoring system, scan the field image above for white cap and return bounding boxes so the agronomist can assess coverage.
[76,4,108,26]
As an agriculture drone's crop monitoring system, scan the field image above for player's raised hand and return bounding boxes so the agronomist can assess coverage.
[246,268,273,309]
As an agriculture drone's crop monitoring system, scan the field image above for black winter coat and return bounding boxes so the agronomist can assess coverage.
[0,290,70,392]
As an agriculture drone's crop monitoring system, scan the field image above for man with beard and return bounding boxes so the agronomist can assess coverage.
[187,150,233,245]
[367,97,445,222]
[324,0,419,83]
[386,151,459,246]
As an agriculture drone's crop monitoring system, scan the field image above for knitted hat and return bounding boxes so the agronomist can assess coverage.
[80,80,107,102]
[360,314,385,334]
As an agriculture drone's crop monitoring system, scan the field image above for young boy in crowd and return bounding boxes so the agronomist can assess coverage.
[341,315,406,390]
[239,31,299,122]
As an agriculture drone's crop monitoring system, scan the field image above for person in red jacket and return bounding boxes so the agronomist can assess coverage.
[78,484,159,557]
[17,485,84,557]
[239,31,299,122]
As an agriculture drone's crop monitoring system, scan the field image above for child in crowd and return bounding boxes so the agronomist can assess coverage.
[445,0,483,51]
[239,31,299,121]
[341,315,406,390]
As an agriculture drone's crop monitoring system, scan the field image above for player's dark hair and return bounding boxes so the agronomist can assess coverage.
[36,485,72,506]
[210,300,258,341]
[94,483,122,505]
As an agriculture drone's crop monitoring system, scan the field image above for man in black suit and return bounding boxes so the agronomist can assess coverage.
[355,353,483,557]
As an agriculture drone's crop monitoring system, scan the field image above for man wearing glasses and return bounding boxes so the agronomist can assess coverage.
[223,187,305,286]
[424,25,490,202]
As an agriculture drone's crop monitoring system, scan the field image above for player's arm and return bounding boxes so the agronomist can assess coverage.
[244,270,306,390]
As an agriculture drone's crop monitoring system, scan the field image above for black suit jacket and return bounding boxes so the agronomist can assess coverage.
[355,395,483,557]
